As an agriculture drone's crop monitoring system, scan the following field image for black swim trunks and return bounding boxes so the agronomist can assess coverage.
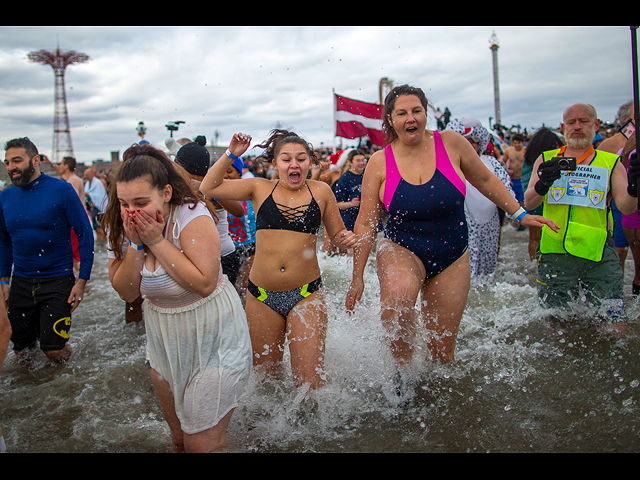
[7,274,75,351]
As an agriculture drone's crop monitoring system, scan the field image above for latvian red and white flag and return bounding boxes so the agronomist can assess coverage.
[335,93,385,147]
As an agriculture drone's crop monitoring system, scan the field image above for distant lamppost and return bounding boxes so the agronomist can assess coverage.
[165,120,185,137]
[136,121,147,140]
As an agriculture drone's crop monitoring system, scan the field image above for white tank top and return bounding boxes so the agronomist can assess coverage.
[139,202,222,308]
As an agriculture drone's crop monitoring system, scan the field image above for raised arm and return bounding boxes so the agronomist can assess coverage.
[199,133,255,201]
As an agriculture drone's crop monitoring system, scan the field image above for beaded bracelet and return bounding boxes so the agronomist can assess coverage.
[145,237,164,247]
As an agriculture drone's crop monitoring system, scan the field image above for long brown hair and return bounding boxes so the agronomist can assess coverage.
[102,143,217,261]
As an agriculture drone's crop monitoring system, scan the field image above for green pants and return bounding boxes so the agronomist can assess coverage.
[536,240,626,321]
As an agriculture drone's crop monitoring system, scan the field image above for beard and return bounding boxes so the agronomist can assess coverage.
[565,130,595,150]
[9,159,36,187]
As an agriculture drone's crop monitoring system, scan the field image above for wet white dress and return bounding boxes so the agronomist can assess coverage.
[110,202,252,434]
[465,155,515,278]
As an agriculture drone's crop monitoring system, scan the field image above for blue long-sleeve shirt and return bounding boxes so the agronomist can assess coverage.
[0,173,94,280]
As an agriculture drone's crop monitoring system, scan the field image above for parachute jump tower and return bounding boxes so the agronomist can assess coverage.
[27,44,90,163]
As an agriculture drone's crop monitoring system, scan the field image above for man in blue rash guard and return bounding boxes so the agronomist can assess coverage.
[0,137,94,362]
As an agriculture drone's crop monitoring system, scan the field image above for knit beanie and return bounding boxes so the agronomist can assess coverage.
[231,157,244,175]
[176,135,210,176]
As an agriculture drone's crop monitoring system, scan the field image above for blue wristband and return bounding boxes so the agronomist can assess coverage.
[129,240,145,251]
[0,280,9,285]
[225,149,239,161]
[514,207,528,222]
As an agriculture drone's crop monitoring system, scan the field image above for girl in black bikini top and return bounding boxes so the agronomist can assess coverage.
[197,129,358,392]
[255,182,322,235]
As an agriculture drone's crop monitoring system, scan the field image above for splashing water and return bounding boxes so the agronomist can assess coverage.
[1,228,639,452]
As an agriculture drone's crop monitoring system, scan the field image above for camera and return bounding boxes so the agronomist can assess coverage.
[553,156,577,171]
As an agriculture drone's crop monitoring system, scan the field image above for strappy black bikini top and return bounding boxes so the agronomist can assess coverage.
[256,182,322,235]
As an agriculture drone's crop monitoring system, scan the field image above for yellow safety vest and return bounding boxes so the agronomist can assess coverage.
[540,148,619,262]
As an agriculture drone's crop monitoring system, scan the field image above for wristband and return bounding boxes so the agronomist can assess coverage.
[225,149,239,161]
[0,280,9,285]
[512,206,528,222]
[129,240,145,251]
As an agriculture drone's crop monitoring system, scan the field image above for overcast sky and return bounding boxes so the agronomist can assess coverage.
[0,26,636,164]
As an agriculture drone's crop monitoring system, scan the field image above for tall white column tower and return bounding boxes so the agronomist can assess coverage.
[489,31,501,127]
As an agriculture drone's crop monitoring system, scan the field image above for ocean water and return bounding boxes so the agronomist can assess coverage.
[1,225,639,453]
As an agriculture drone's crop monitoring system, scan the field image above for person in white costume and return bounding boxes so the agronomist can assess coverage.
[103,143,251,453]
[446,119,515,278]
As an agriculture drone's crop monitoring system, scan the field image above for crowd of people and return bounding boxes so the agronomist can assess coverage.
[0,85,637,453]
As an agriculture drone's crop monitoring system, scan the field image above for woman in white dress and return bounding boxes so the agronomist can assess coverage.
[103,143,252,453]
[446,119,516,278]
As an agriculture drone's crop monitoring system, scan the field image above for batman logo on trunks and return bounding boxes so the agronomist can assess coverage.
[53,316,71,339]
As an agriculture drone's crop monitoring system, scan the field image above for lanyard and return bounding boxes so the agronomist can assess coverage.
[556,145,595,165]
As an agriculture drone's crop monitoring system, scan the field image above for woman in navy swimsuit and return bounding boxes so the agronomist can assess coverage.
[346,85,557,371]
[200,130,357,391]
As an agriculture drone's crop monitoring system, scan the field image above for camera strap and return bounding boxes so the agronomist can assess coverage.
[556,145,595,165]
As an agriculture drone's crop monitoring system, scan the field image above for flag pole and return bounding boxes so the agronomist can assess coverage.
[333,88,337,153]
[630,27,639,205]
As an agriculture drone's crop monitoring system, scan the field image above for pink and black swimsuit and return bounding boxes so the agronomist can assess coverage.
[383,131,468,279]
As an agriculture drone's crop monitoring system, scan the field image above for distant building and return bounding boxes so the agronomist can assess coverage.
[207,146,228,163]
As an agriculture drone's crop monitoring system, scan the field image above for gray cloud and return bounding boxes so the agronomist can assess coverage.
[0,26,634,163]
